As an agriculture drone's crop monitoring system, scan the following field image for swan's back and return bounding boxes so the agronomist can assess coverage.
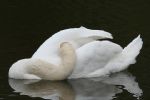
[69,41,123,78]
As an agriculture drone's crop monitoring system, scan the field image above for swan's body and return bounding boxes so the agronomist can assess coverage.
[8,27,143,80]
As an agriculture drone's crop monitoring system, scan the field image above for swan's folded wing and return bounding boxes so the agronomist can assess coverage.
[87,35,143,77]
[69,41,123,79]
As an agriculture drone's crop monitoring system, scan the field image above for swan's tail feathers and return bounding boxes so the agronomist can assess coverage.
[108,35,143,72]
[87,35,143,78]
[122,35,143,62]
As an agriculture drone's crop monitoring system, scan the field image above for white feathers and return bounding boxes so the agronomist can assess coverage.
[9,27,143,80]
[69,40,123,78]
[32,27,113,66]
[86,35,143,78]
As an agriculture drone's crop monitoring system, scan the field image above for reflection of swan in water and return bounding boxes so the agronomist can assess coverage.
[9,80,75,100]
[9,72,143,100]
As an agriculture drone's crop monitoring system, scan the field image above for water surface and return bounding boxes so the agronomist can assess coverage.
[1,0,150,100]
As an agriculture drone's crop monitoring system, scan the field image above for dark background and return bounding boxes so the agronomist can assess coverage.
[0,0,150,100]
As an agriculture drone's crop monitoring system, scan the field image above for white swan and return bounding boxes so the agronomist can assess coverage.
[8,27,143,80]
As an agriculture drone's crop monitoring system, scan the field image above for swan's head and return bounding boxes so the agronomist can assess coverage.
[8,58,34,79]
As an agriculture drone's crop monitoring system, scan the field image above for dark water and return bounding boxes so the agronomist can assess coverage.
[1,0,150,100]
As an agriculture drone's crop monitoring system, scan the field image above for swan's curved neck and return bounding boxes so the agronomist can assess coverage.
[59,42,76,75]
